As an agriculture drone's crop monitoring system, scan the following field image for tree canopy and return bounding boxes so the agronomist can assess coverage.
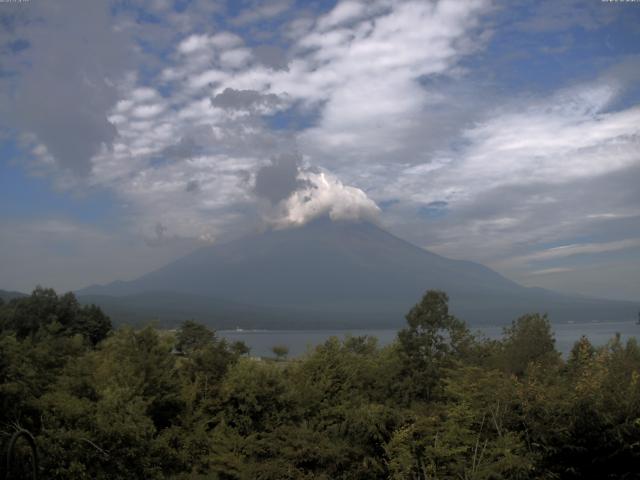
[1,288,639,479]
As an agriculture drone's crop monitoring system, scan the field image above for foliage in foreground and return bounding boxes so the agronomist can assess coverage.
[1,288,640,479]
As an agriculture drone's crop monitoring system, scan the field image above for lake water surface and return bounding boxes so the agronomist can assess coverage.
[218,321,640,358]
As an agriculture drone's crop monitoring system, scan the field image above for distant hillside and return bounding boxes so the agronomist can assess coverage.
[0,289,28,302]
[77,218,639,328]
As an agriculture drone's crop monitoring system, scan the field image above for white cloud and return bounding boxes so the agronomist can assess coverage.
[178,34,211,54]
[297,0,491,161]
[79,1,485,242]
[373,76,640,281]
[270,169,381,228]
[513,238,640,265]
[528,267,575,276]
[316,0,370,31]
[384,81,640,210]
[178,32,243,55]
[587,211,640,220]
[219,48,253,69]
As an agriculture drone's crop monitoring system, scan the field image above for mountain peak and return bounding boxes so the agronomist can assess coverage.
[77,221,637,327]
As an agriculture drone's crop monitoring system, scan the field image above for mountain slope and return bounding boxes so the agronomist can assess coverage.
[78,219,638,327]
[0,289,28,302]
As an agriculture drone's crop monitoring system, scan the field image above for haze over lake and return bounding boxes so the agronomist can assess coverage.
[219,321,640,358]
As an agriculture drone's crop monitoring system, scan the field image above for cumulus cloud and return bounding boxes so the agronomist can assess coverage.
[252,152,381,227]
[269,168,381,228]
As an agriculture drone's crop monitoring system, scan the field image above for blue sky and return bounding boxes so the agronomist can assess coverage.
[0,0,639,300]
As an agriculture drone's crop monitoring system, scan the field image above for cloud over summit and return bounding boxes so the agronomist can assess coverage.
[276,169,380,227]
[254,153,380,228]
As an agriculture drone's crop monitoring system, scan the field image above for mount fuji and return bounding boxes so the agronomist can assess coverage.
[77,218,638,328]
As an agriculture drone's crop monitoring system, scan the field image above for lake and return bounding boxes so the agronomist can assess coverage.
[218,321,640,358]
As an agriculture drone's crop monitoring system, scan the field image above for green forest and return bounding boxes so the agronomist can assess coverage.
[1,287,639,479]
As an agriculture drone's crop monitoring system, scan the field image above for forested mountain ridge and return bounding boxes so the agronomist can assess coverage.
[0,289,27,302]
